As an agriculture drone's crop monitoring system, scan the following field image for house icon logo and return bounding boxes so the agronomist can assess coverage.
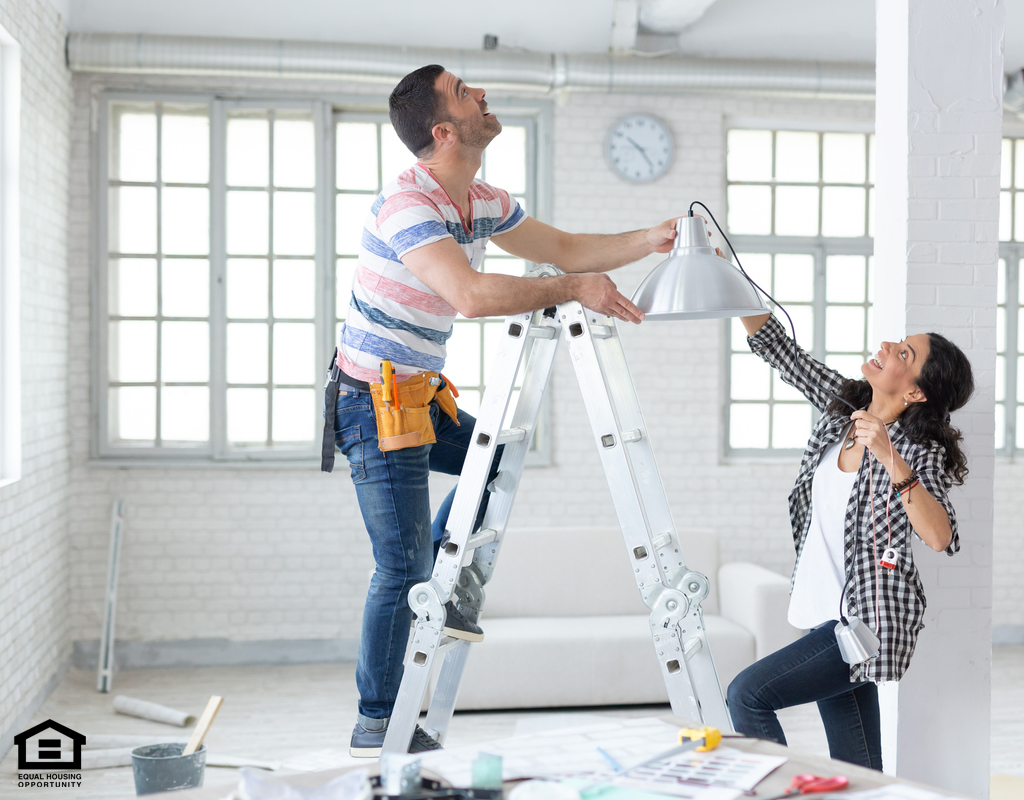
[13,720,86,770]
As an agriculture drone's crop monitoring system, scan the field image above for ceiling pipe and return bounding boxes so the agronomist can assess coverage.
[66,32,875,99]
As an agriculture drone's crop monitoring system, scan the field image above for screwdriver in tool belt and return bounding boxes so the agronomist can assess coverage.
[380,360,394,410]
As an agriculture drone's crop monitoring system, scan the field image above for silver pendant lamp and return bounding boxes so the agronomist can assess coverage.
[631,213,769,320]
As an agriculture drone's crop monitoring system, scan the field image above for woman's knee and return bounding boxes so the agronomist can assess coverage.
[727,666,763,711]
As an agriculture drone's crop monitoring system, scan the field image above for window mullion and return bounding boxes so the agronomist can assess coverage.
[1006,252,1019,457]
[813,242,827,363]
[267,110,275,448]
[95,94,113,456]
[316,101,334,382]
[210,99,228,459]
[155,103,164,447]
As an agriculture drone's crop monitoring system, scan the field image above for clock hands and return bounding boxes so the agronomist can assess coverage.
[626,136,654,170]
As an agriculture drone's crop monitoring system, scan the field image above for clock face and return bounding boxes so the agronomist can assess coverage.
[606,114,674,183]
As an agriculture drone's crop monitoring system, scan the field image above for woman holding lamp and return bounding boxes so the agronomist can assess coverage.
[725,310,974,770]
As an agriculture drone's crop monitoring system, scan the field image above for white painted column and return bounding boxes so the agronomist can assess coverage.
[874,1,1002,796]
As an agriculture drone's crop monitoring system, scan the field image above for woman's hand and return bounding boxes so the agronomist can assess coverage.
[850,410,895,469]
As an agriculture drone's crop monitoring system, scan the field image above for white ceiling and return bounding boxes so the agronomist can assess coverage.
[56,0,1024,74]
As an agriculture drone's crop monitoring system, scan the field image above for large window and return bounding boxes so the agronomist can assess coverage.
[725,128,875,453]
[97,94,544,462]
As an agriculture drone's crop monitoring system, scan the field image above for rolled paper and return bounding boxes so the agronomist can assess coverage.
[112,695,197,727]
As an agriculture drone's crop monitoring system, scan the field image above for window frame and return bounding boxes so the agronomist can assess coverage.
[0,29,19,485]
[723,124,875,459]
[92,89,552,466]
[997,244,1021,457]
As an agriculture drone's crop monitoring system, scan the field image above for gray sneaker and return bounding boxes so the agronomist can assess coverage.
[443,600,484,642]
[349,723,442,758]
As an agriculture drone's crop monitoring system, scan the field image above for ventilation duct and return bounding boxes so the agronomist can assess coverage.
[66,33,875,99]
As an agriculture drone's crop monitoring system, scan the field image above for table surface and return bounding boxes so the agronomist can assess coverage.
[173,719,971,800]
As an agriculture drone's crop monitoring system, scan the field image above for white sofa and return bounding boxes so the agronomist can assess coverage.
[445,527,801,710]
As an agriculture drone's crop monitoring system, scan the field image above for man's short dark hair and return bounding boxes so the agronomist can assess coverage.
[389,64,448,158]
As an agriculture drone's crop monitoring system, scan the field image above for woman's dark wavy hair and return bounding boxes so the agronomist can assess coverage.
[827,333,975,485]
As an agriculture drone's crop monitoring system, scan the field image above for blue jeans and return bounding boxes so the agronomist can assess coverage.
[333,389,501,725]
[727,622,882,770]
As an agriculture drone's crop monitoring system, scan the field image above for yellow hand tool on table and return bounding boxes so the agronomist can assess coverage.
[581,727,721,796]
[619,727,722,775]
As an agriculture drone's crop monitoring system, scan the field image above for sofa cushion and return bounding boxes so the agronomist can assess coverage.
[450,612,752,710]
[482,528,720,618]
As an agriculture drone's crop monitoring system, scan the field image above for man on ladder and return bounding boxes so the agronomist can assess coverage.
[323,63,681,757]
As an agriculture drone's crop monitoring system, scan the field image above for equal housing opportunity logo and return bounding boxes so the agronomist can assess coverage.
[12,720,85,789]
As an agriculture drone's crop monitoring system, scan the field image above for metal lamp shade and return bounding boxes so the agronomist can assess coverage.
[834,616,881,665]
[631,216,769,321]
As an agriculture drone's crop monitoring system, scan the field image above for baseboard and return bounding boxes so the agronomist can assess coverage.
[993,624,1024,645]
[0,658,71,761]
[72,637,360,670]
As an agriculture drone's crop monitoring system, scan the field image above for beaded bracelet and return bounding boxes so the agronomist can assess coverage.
[895,479,919,499]
[892,470,919,495]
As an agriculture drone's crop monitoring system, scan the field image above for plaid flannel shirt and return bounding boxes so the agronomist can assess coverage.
[748,316,959,683]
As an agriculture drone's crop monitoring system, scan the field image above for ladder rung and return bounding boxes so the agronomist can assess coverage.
[497,427,527,444]
[466,528,498,549]
[590,324,614,339]
[528,326,557,339]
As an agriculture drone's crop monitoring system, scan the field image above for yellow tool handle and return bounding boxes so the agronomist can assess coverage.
[380,360,394,403]
[679,726,721,752]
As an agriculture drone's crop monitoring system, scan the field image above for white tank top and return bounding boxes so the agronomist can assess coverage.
[788,432,858,630]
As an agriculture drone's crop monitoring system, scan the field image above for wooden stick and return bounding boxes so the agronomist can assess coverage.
[182,696,223,756]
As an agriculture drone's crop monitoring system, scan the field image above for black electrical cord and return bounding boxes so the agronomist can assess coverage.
[688,201,858,415]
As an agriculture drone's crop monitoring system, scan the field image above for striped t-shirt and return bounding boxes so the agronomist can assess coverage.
[336,163,526,383]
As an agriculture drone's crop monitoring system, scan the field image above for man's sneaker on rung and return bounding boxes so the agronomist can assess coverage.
[443,600,484,642]
[349,723,442,758]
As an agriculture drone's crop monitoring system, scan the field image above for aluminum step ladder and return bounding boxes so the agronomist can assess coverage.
[382,265,731,755]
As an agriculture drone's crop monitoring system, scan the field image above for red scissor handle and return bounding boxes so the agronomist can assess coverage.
[791,774,849,794]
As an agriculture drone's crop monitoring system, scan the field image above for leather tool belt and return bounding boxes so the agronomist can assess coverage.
[369,368,459,452]
[321,349,460,472]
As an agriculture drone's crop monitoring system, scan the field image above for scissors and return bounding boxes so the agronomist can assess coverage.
[761,774,849,799]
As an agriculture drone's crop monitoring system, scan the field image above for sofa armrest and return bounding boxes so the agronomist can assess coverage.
[717,562,802,661]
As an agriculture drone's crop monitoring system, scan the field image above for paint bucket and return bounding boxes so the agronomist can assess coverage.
[131,743,206,795]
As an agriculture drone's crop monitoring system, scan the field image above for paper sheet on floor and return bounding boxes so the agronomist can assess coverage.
[279,749,366,773]
[418,716,784,797]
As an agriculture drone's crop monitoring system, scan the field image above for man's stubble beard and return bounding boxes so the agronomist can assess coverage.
[450,114,502,150]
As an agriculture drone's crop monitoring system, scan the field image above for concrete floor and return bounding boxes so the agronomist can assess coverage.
[1,646,1021,799]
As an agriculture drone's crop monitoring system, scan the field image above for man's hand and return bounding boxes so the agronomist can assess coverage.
[570,273,645,324]
[646,217,680,253]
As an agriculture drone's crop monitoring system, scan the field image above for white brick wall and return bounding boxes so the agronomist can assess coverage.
[64,71,1022,653]
[0,0,73,747]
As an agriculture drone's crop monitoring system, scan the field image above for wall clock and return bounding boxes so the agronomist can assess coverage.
[605,114,674,183]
